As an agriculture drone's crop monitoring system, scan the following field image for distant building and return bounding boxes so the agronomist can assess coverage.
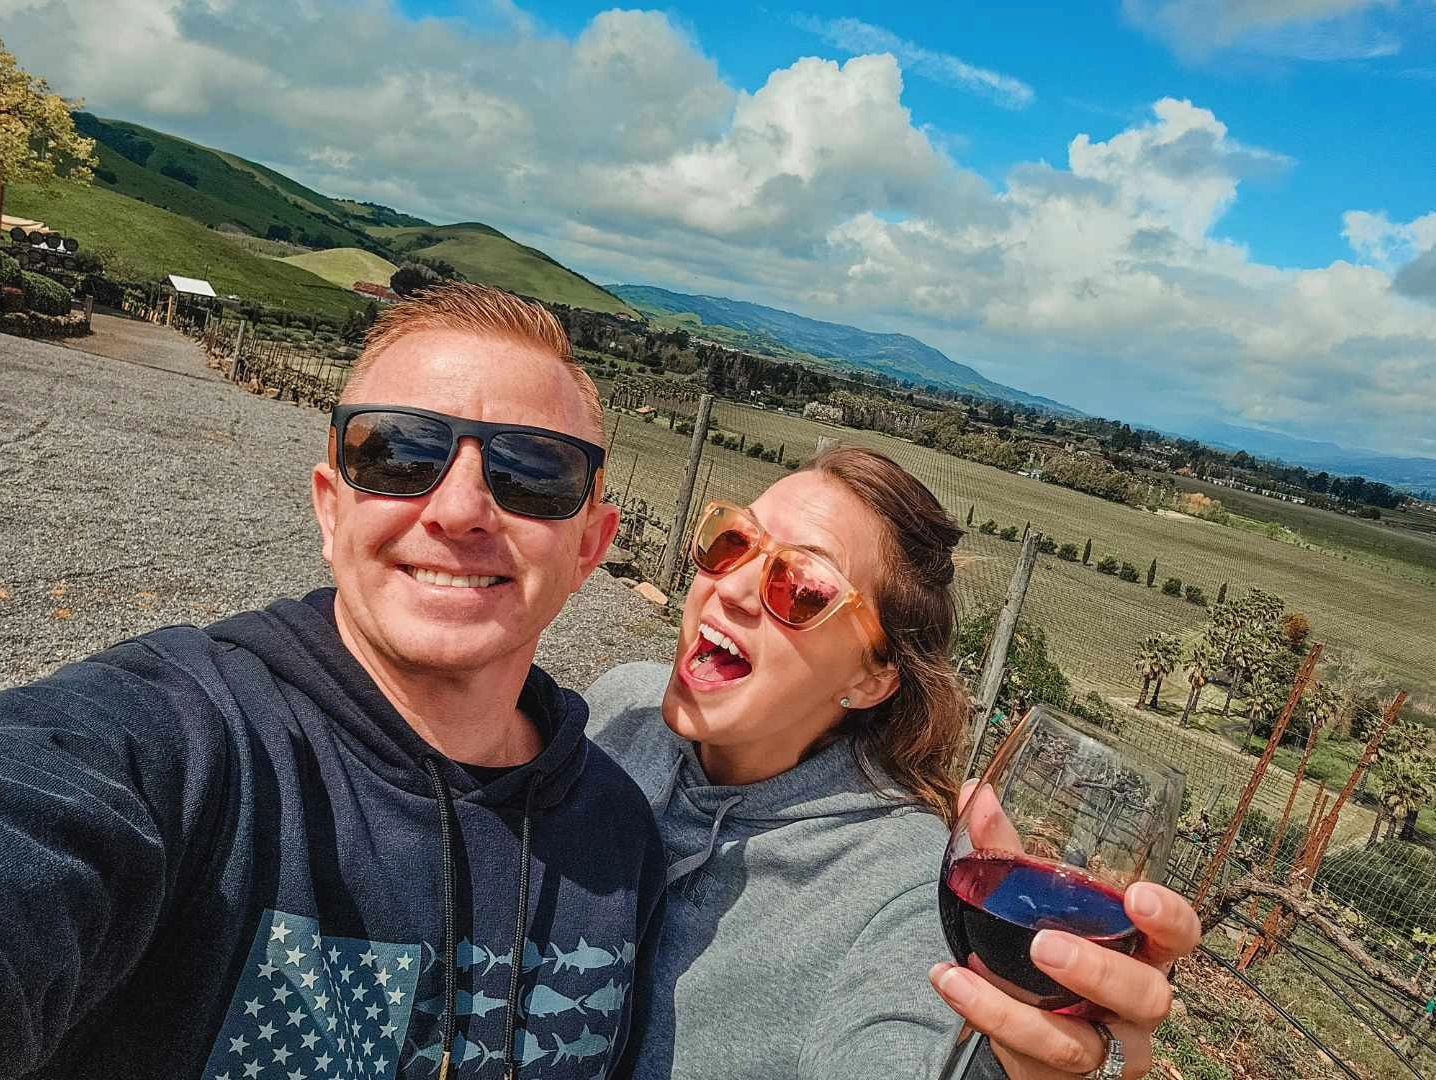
[352,281,399,303]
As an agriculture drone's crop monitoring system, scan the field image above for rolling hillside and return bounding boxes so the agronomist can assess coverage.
[610,284,1079,413]
[372,224,637,317]
[280,248,398,289]
[6,181,363,317]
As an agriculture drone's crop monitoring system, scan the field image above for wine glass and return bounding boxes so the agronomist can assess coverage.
[939,705,1185,1012]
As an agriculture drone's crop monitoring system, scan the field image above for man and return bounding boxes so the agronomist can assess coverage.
[0,284,666,1080]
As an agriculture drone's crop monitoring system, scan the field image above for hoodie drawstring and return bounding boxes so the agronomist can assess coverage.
[420,758,459,1080]
[664,793,742,887]
[503,777,538,1080]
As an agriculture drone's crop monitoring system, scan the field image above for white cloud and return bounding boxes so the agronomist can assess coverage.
[792,15,1034,108]
[1,0,1432,456]
[1123,0,1402,61]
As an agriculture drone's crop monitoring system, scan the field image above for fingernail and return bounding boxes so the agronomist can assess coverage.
[1129,881,1161,919]
[1032,929,1077,969]
[935,965,975,1005]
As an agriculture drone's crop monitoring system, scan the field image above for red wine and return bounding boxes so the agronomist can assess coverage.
[939,852,1141,1010]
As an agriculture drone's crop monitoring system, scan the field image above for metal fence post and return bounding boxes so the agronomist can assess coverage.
[657,393,714,594]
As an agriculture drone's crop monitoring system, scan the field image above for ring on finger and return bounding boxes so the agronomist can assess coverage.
[1085,1022,1125,1079]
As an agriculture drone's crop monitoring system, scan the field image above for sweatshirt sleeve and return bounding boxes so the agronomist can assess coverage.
[799,879,998,1080]
[0,640,229,1076]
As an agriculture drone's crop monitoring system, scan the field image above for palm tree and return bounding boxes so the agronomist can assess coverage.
[1179,638,1218,728]
[1374,721,1436,842]
[1223,630,1269,717]
[1243,669,1283,751]
[1134,635,1164,708]
[1148,632,1182,709]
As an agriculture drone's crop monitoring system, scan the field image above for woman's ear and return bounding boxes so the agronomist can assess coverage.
[845,660,900,712]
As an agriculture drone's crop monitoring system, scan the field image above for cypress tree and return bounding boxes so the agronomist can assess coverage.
[966,505,975,527]
[1147,559,1157,587]
[1082,539,1092,565]
[1217,581,1228,605]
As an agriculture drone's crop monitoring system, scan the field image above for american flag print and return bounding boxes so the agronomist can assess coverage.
[200,910,422,1080]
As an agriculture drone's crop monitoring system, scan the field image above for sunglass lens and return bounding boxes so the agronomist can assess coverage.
[485,432,592,519]
[694,511,755,572]
[343,411,451,495]
[764,550,841,627]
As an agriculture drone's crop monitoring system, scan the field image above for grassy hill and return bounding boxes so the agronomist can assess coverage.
[7,181,363,317]
[280,247,397,288]
[372,223,637,317]
[74,113,381,251]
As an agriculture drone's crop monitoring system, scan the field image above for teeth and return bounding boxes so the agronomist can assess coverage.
[410,567,505,588]
[698,622,745,660]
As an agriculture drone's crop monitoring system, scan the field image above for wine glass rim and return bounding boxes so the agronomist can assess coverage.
[1020,704,1186,784]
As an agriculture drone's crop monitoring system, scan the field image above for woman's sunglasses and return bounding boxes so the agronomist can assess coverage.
[329,404,605,521]
[690,501,889,659]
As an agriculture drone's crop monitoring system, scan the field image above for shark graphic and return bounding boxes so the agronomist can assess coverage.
[581,979,627,1017]
[456,938,488,971]
[522,984,587,1018]
[552,1025,610,1065]
[617,941,636,967]
[415,989,508,1018]
[403,1033,486,1075]
[523,940,546,972]
[549,938,616,974]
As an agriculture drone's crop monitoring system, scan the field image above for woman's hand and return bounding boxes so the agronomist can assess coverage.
[929,781,1202,1077]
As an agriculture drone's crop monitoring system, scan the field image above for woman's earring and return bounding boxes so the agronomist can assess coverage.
[840,697,852,709]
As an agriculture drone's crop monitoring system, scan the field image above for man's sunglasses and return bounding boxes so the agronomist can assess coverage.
[329,405,605,521]
[690,501,889,659]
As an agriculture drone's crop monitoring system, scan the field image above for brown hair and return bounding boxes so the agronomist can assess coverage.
[343,283,603,438]
[801,447,971,826]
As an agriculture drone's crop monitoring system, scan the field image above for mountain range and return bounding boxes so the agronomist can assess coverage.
[608,284,1080,415]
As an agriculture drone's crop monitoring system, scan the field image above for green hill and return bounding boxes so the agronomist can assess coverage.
[281,247,397,288]
[74,113,381,251]
[372,223,638,317]
[7,181,363,317]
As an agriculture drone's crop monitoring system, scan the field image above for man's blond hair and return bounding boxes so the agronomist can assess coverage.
[342,283,604,438]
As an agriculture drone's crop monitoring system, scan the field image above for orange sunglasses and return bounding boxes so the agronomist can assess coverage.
[689,501,889,659]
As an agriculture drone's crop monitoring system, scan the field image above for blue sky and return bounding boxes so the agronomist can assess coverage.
[6,0,1435,458]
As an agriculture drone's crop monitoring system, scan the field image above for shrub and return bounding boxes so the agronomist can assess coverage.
[0,252,21,288]
[20,271,72,316]
[745,441,766,459]
[998,525,1019,542]
[1184,584,1208,606]
[1068,690,1124,736]
[1037,536,1058,554]
[1,286,24,313]
[1161,577,1183,596]
[1118,562,1140,583]
[978,519,998,535]
[1057,542,1079,561]
[1096,554,1120,575]
[1281,612,1312,649]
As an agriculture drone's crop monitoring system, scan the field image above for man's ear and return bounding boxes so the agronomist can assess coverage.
[571,494,621,593]
[312,460,340,566]
[844,660,901,712]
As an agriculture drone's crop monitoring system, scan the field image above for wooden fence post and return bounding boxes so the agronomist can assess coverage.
[231,319,248,383]
[657,394,714,595]
[962,530,1041,782]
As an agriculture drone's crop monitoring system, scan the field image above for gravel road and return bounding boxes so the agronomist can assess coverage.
[0,323,677,691]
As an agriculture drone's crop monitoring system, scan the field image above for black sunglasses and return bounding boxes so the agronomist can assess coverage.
[329,404,605,521]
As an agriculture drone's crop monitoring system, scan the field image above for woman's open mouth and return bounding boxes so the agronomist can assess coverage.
[684,621,753,685]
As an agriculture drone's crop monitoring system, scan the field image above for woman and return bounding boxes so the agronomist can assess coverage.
[587,447,1199,1079]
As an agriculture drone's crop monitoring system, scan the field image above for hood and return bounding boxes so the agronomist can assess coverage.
[206,587,589,810]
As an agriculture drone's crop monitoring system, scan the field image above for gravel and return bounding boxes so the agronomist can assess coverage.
[0,322,677,691]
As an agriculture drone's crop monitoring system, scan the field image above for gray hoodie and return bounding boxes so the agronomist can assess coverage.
[586,662,1003,1080]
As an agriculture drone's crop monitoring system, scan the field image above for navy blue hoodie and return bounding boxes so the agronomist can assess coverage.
[0,588,666,1080]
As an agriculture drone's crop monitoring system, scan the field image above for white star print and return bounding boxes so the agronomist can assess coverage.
[337,1036,347,1052]
[273,1044,293,1066]
[315,1052,333,1072]
[272,985,293,1005]
[270,921,291,944]
[363,1003,381,1021]
[217,1073,231,1080]
[288,1070,305,1080]
[373,1057,387,1074]
[314,992,329,1011]
[257,960,278,979]
[229,1035,249,1054]
[373,968,390,988]
[379,1022,396,1040]
[395,953,413,971]
[242,1061,261,1079]
[327,946,341,963]
[301,1032,321,1051]
[300,969,319,990]
[287,1006,306,1028]
[360,1038,374,1057]
[387,988,405,1006]
[257,1022,278,1043]
[327,1015,338,1031]
[339,965,353,983]
[311,932,323,948]
[285,946,307,967]
[243,997,263,1018]
[351,984,367,1002]
[358,949,378,968]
